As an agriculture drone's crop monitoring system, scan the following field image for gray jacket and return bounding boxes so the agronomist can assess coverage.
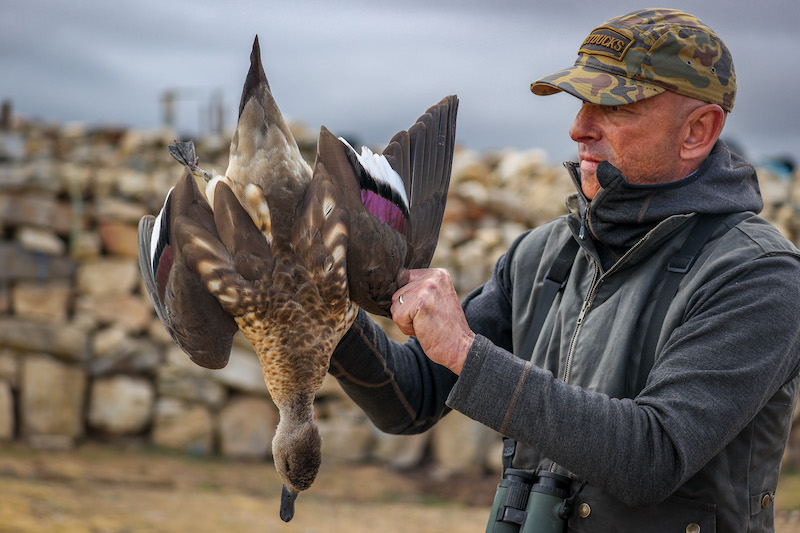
[330,142,800,531]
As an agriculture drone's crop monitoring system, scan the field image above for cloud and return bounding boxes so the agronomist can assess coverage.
[1,0,798,162]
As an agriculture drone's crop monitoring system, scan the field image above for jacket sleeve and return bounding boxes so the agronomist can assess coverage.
[447,252,800,507]
[328,233,523,434]
[328,309,455,434]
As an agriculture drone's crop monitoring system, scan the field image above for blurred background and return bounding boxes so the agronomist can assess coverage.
[1,1,800,531]
[3,0,799,163]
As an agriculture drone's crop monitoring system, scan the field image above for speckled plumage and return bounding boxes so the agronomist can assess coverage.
[138,35,457,522]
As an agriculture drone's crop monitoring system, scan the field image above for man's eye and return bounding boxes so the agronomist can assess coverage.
[609,105,621,112]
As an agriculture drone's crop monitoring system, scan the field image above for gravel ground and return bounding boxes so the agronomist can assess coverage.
[0,443,799,533]
[0,443,494,533]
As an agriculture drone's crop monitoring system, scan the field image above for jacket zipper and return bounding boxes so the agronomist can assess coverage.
[548,238,639,474]
[561,227,656,385]
[563,263,599,384]
[551,161,695,475]
[564,162,590,241]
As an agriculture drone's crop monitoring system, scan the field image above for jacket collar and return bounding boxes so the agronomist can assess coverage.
[564,140,762,250]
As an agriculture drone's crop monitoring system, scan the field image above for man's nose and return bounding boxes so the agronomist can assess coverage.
[569,103,601,143]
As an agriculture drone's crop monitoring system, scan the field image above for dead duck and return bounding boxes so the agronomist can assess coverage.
[138,36,457,522]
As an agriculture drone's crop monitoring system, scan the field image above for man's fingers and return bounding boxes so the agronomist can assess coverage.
[391,296,415,336]
[388,267,473,374]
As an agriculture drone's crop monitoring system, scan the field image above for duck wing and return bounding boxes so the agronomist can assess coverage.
[290,159,356,350]
[138,170,238,369]
[315,95,458,316]
[388,95,459,270]
[174,178,275,319]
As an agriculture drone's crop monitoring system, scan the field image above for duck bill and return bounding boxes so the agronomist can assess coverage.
[280,484,299,522]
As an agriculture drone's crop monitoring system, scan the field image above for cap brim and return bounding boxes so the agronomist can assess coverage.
[530,63,666,106]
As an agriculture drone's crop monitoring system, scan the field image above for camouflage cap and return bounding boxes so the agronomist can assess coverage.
[530,9,736,111]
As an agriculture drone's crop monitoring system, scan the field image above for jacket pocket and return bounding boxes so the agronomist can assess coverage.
[568,484,716,532]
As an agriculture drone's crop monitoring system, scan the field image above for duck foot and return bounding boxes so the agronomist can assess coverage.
[280,485,298,522]
[168,141,214,182]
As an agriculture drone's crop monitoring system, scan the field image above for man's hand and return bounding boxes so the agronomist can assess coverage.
[390,268,476,375]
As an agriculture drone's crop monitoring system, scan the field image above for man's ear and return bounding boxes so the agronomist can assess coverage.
[680,104,726,161]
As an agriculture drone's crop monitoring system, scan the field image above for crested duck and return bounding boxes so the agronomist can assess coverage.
[138,36,457,521]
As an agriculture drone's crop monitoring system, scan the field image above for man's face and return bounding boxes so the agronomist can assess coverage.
[569,91,696,200]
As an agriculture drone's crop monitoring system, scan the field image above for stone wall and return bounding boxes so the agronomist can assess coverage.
[1,115,799,477]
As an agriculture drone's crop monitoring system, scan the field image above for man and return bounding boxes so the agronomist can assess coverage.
[330,9,800,531]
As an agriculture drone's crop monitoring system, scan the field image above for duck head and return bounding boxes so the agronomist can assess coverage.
[272,395,322,522]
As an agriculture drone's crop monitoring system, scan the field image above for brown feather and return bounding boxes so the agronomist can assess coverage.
[315,95,458,316]
[138,171,238,369]
[225,37,310,246]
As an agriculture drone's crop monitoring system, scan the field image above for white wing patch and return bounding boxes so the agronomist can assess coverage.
[338,137,410,209]
[150,186,174,261]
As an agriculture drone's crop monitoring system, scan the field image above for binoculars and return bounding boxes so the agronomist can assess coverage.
[485,468,572,533]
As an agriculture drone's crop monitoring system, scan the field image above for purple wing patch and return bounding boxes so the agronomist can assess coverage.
[361,190,407,234]
[154,245,174,303]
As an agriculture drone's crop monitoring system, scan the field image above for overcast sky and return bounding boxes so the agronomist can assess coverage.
[2,1,798,164]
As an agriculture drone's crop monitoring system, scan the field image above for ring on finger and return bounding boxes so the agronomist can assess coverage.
[398,294,405,305]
